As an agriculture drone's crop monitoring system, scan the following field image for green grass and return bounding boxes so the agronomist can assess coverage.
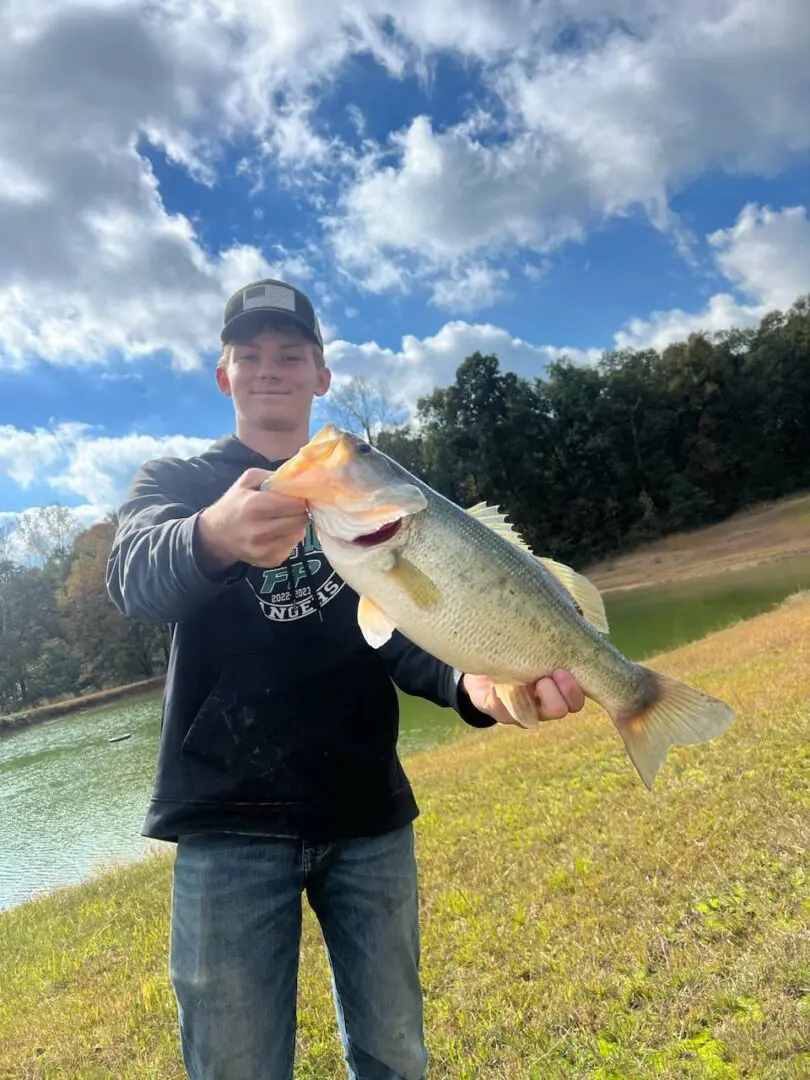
[2,600,809,1078]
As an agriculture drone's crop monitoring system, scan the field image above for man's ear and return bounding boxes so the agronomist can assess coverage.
[315,366,332,397]
[216,365,232,397]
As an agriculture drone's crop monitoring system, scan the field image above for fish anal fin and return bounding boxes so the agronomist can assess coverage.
[612,668,735,789]
[357,595,397,648]
[485,682,545,730]
[538,557,610,634]
[386,555,441,610]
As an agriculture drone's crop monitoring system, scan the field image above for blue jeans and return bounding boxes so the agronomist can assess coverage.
[169,824,428,1080]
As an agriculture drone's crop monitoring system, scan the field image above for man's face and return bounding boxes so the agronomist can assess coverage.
[216,326,331,433]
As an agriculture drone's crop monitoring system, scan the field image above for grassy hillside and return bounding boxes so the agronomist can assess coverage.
[1,595,808,1078]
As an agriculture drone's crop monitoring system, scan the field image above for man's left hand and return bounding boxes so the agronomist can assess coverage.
[461,669,585,725]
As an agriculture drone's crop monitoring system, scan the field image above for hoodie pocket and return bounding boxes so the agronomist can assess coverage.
[181,655,284,773]
[180,649,400,797]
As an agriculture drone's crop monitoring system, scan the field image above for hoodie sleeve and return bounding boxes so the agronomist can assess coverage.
[378,632,496,729]
[106,457,245,625]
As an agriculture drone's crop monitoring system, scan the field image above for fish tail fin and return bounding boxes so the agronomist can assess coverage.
[611,668,734,790]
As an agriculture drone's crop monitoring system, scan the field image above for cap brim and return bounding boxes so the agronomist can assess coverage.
[221,310,320,347]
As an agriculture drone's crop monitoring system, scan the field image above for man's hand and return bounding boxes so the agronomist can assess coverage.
[197,468,310,573]
[461,669,585,725]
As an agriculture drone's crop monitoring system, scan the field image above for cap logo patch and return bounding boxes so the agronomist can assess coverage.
[243,283,297,312]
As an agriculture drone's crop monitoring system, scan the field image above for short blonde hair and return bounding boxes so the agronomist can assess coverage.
[218,319,325,370]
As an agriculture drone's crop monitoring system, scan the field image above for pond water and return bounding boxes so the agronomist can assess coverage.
[603,554,810,660]
[0,686,467,912]
[2,553,809,912]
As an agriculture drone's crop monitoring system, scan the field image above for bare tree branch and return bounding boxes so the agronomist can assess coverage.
[325,375,407,445]
[14,505,83,565]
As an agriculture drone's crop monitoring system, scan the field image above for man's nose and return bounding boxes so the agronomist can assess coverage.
[255,355,283,376]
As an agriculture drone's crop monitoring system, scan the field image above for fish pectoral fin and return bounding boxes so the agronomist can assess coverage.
[612,668,735,790]
[537,557,609,634]
[386,555,441,610]
[486,682,545,730]
[357,595,397,648]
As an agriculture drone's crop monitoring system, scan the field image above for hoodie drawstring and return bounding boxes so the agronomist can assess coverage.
[301,514,324,622]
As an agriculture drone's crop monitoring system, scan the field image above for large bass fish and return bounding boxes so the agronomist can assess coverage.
[265,424,734,789]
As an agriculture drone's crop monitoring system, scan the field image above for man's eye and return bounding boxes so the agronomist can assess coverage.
[284,355,302,362]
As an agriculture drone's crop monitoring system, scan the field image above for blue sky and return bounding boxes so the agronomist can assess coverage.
[1,0,809,526]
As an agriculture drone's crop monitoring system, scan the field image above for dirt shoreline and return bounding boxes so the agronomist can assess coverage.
[0,677,166,735]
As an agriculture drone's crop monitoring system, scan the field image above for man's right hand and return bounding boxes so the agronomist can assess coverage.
[196,468,310,573]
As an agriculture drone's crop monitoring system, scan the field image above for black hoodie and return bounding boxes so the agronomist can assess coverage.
[106,435,494,843]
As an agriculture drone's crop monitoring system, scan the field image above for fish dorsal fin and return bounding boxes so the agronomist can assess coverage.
[465,502,609,634]
[466,502,535,555]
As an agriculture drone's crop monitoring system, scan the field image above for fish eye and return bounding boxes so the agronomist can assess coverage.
[357,442,372,454]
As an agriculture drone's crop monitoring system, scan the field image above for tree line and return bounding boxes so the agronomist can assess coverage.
[0,511,168,715]
[1,293,808,714]
[376,294,810,566]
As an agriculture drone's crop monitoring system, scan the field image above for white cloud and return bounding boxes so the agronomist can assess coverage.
[431,264,510,312]
[709,203,810,310]
[503,2,810,204]
[329,1,810,289]
[53,432,214,508]
[0,0,808,370]
[0,423,210,512]
[0,422,102,488]
[0,3,330,372]
[614,203,810,351]
[331,114,583,262]
[612,292,762,354]
[324,320,601,405]
[0,0,584,363]
[0,422,211,558]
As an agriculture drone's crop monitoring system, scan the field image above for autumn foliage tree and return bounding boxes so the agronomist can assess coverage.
[0,507,167,714]
[58,517,168,688]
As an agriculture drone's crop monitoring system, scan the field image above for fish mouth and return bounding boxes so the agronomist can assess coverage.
[350,520,403,547]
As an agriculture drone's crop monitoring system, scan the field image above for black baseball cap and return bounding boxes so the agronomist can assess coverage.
[221,278,323,349]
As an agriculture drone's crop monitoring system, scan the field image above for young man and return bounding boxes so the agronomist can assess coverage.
[106,278,584,1080]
